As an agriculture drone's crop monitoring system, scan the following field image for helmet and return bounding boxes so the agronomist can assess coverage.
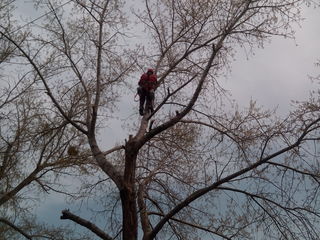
[147,68,154,74]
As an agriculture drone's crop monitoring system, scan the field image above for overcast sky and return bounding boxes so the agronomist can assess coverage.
[9,0,320,237]
[223,6,320,113]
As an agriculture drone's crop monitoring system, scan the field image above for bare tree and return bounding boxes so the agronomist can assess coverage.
[0,1,95,239]
[1,0,320,240]
[0,0,17,63]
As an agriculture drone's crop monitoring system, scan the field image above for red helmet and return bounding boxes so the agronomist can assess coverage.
[147,68,154,74]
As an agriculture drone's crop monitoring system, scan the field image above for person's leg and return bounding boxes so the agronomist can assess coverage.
[145,90,154,114]
[139,89,146,115]
[149,90,154,112]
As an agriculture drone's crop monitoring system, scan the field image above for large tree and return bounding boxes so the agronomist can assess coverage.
[1,0,320,239]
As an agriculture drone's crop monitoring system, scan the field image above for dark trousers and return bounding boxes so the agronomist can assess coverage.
[138,87,154,114]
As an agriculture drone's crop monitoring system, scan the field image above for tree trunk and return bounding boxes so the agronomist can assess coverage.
[121,141,139,240]
[120,187,138,240]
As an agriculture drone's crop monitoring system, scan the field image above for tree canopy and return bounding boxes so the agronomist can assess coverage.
[1,0,320,239]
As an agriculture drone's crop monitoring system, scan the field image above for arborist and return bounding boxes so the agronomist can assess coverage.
[137,68,157,116]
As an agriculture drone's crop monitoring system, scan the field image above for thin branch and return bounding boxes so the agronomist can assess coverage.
[148,115,320,239]
[8,0,72,34]
[250,196,290,239]
[90,1,109,134]
[148,212,231,239]
[102,145,125,156]
[74,0,99,22]
[267,161,320,184]
[179,119,238,143]
[48,1,91,127]
[147,74,198,120]
[0,218,32,240]
[0,31,88,135]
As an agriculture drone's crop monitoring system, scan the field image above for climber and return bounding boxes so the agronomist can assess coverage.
[138,68,157,116]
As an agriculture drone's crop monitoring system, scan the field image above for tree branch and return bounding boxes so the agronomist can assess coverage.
[60,210,113,240]
[90,1,109,134]
[0,218,32,240]
[148,115,320,239]
[148,212,232,240]
[267,161,320,184]
[179,119,238,143]
[102,145,125,156]
[0,167,40,206]
[0,31,88,135]
[147,74,198,120]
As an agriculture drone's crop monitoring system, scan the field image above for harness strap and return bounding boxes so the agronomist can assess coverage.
[134,93,139,102]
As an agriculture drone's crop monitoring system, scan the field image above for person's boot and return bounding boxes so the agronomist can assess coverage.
[150,100,154,113]
[139,107,144,116]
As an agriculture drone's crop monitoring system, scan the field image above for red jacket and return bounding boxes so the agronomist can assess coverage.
[139,73,157,91]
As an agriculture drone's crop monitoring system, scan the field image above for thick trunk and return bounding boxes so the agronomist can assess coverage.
[120,187,138,240]
[121,142,139,240]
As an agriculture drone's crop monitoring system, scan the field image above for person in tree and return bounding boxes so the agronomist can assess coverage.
[138,68,157,116]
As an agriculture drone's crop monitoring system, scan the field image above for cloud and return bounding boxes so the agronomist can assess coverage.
[223,6,319,113]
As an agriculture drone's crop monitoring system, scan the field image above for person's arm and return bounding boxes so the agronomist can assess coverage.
[139,74,144,86]
[152,75,158,90]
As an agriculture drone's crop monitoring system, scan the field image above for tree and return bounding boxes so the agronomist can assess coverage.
[1,0,320,239]
[0,1,93,239]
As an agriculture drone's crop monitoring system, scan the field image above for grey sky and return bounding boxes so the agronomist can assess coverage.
[223,6,320,113]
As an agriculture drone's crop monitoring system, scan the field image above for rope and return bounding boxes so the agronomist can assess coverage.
[134,93,139,102]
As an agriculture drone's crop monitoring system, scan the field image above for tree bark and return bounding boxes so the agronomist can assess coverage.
[121,139,139,240]
[60,210,113,240]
